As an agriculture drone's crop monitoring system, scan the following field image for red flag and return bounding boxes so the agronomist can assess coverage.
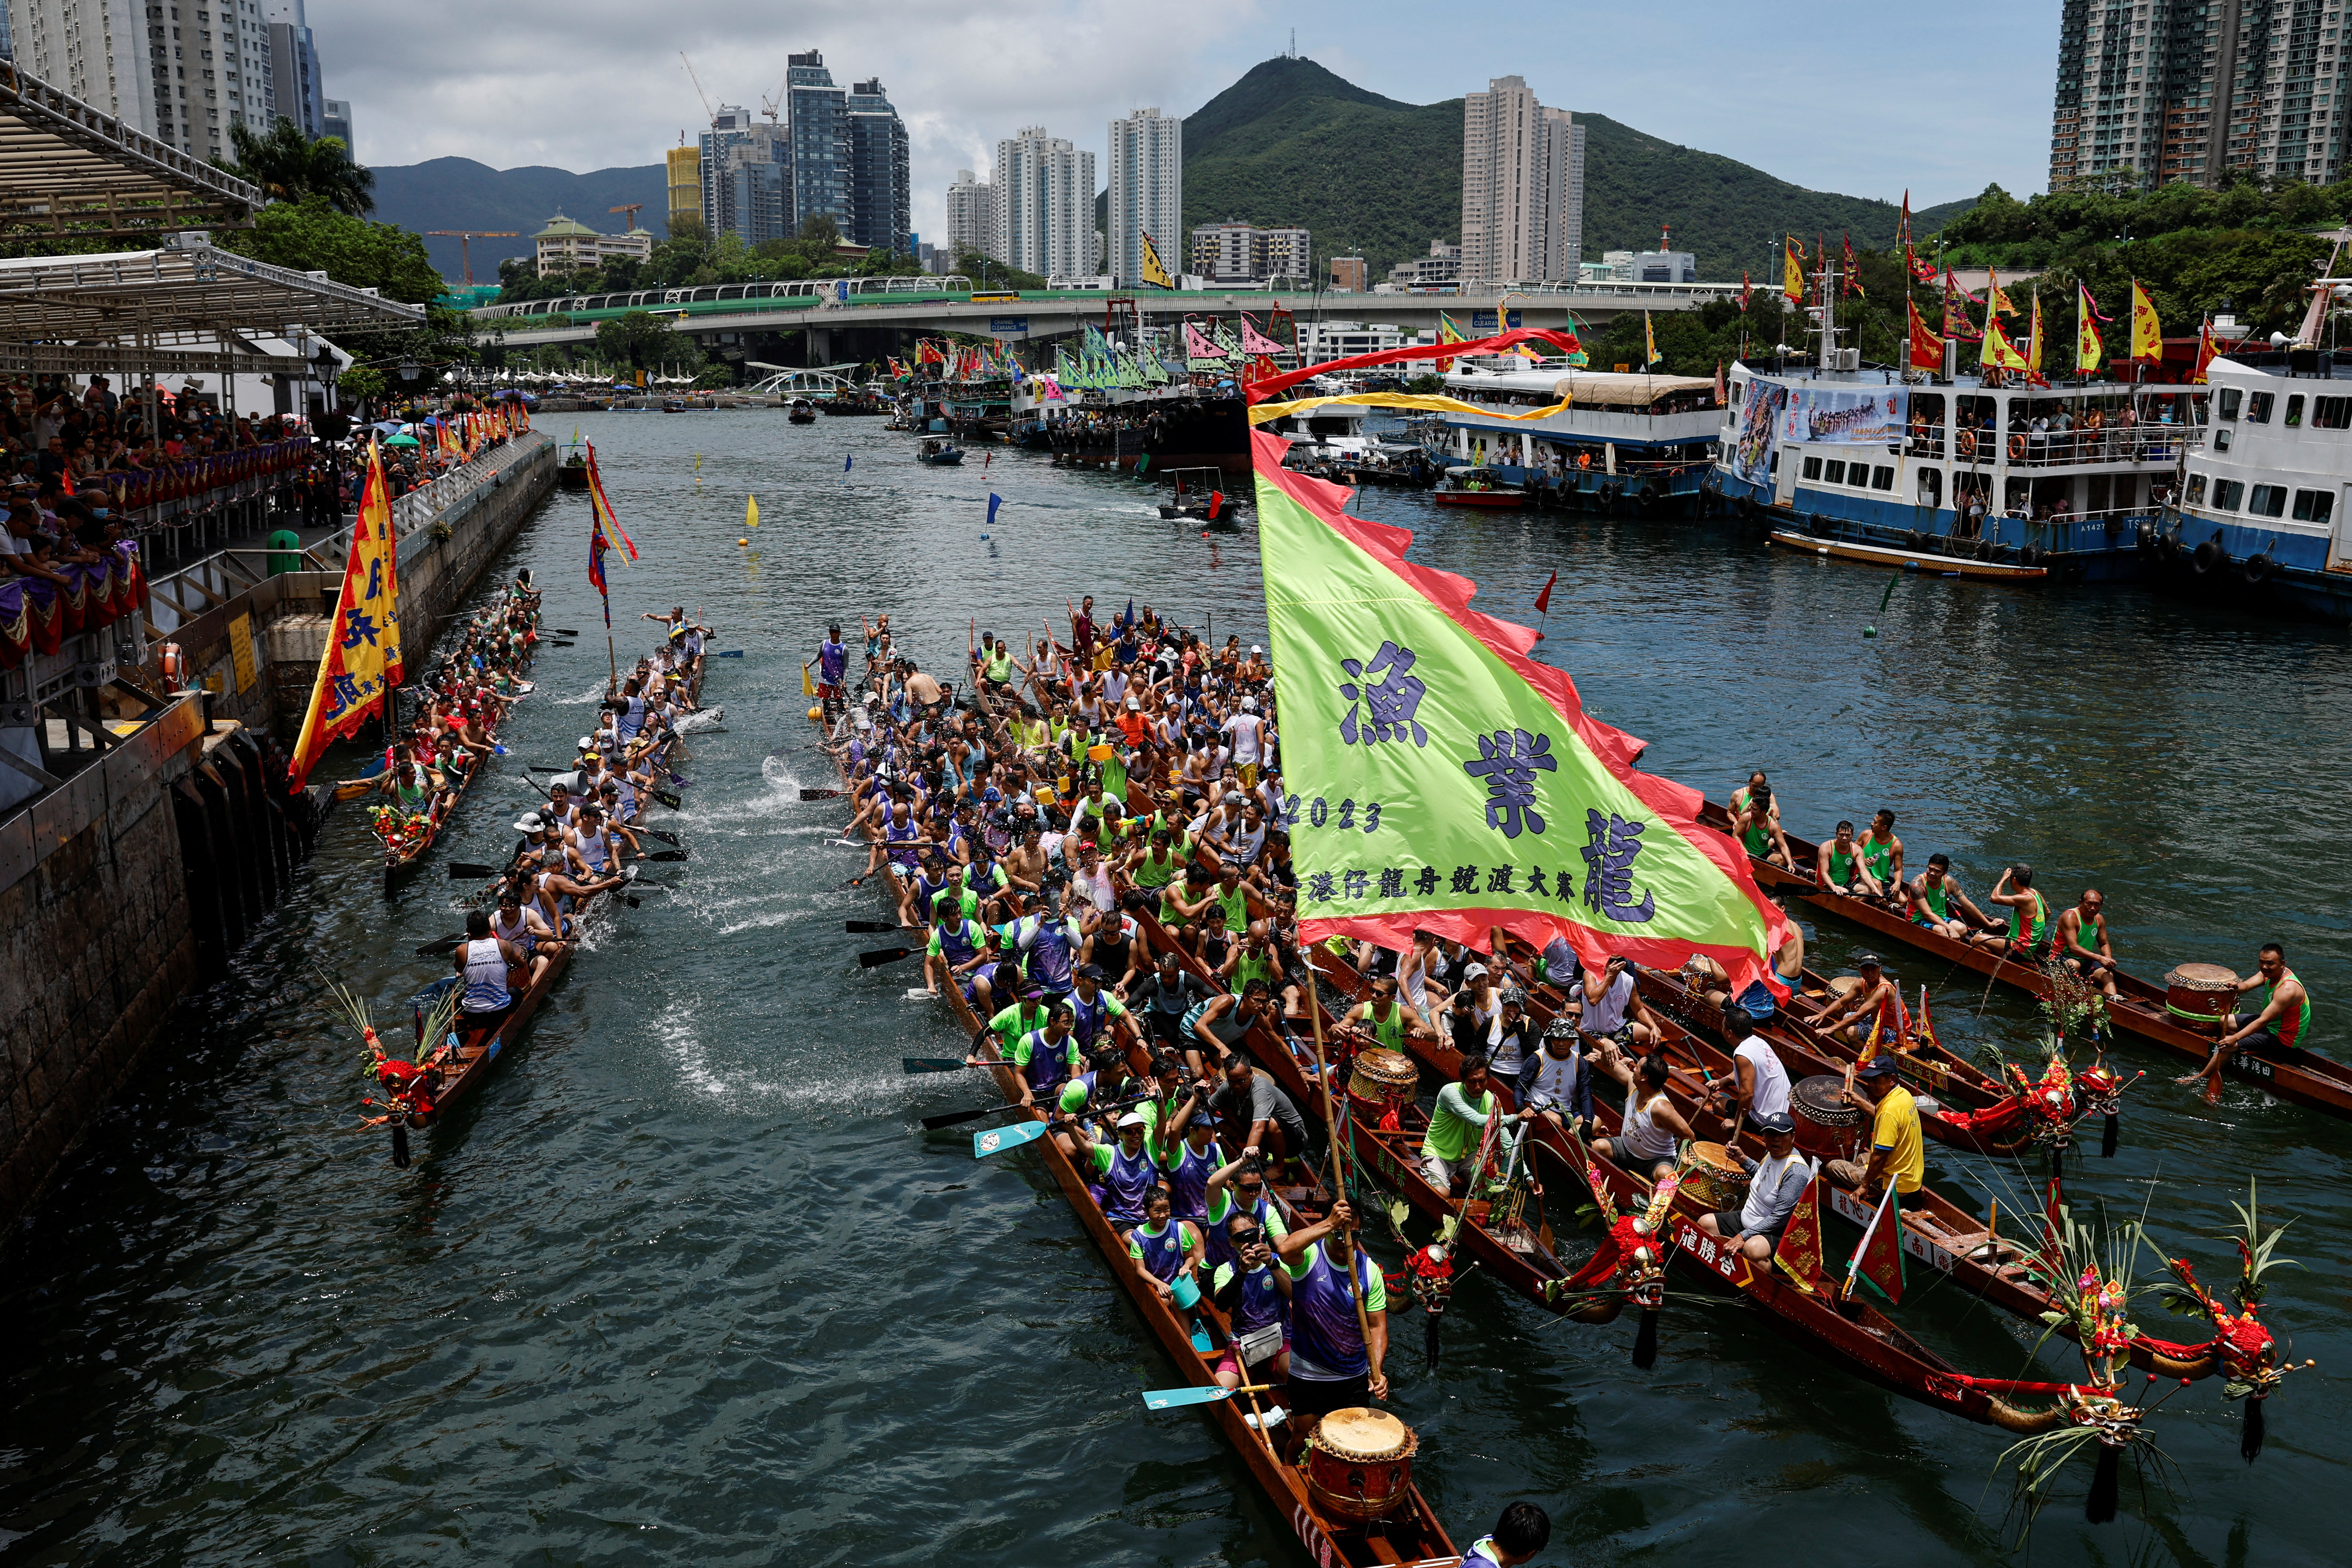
[1741,270,1752,312]
[1775,1174,1828,1291]
[1842,233,1862,298]
[1907,297,1945,370]
[1852,1183,1907,1304]
[1534,569,1557,614]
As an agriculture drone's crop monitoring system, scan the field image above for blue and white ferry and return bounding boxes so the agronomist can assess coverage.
[1713,356,2198,582]
[2159,352,2352,619]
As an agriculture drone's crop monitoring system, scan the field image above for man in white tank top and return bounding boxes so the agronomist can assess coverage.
[1567,956,1660,1047]
[452,908,527,1040]
[1719,1012,1793,1134]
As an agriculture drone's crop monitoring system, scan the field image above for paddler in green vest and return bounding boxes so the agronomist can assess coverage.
[2178,942,2315,1084]
[1731,781,1794,869]
[1221,919,1284,996]
[1858,809,1905,908]
[1814,820,1885,898]
[1125,826,1187,898]
[1902,853,2002,948]
[981,634,1013,692]
[1342,974,1436,1051]
[1988,863,2054,959]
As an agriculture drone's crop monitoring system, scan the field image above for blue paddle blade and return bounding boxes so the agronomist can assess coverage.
[1139,1384,1235,1410]
[493,744,510,756]
[972,1117,1051,1159]
[1189,1325,1213,1353]
[715,650,744,658]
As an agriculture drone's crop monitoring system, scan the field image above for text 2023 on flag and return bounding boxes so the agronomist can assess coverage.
[286,441,404,792]
[1252,430,1790,991]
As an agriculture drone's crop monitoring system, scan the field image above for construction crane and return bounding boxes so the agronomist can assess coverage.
[679,52,714,121]
[425,230,519,286]
[609,204,643,232]
[760,72,788,124]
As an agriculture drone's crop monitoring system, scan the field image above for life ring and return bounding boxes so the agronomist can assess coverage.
[2244,552,2276,585]
[1955,430,1978,461]
[160,641,185,684]
[2192,539,2226,576]
[2008,433,2027,461]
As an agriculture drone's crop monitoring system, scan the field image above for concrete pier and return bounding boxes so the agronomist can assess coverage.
[0,431,559,1235]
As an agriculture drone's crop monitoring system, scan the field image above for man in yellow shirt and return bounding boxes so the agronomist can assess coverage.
[1825,1055,1922,1197]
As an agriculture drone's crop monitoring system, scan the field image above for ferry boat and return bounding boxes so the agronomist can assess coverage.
[1424,367,1724,515]
[2153,265,2352,618]
[1430,465,1528,508]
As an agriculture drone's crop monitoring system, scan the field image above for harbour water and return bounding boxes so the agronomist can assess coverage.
[1,411,2344,1565]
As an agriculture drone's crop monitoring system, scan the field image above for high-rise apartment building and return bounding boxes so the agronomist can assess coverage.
[995,126,1094,280]
[262,0,323,138]
[1459,76,1585,285]
[2050,0,2352,191]
[320,95,348,152]
[667,144,702,232]
[786,49,847,233]
[845,76,910,255]
[700,104,791,245]
[1191,220,1310,284]
[944,168,1002,263]
[9,0,160,135]
[1106,106,1182,287]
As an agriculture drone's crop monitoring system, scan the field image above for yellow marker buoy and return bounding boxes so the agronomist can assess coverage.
[739,537,750,546]
[807,705,823,722]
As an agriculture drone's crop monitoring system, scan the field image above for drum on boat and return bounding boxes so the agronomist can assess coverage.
[2164,963,2238,1028]
[1303,1407,1419,1521]
[1679,1141,1749,1211]
[1790,1074,1863,1160]
[1346,1048,1420,1122]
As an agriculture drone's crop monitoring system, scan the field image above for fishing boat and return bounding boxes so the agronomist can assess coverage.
[786,399,818,424]
[1429,466,1527,508]
[1695,800,2352,1119]
[916,438,964,466]
[1427,367,1724,516]
[808,706,1462,1568]
[1767,525,2050,580]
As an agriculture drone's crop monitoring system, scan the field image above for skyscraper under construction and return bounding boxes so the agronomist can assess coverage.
[2049,0,2351,192]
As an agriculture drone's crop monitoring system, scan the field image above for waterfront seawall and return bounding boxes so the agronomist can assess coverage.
[0,432,558,1236]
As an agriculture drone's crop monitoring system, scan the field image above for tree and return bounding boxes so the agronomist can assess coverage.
[668,213,707,244]
[797,212,843,252]
[220,195,441,303]
[595,311,703,373]
[220,116,376,216]
[337,364,386,405]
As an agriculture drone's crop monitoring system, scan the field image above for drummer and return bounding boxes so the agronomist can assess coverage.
[1825,1055,1923,1199]
[1695,1111,1809,1261]
[1810,954,1909,1053]
[2176,943,2314,1084]
[1273,1196,1390,1420]
[2056,889,2119,998]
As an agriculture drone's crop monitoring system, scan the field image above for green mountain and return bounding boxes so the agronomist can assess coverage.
[1176,57,1974,284]
[368,157,667,281]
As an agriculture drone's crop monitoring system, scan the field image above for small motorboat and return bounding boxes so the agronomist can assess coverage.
[661,398,688,413]
[556,444,591,491]
[787,399,818,424]
[1431,465,1529,508]
[917,438,964,465]
[1155,467,1242,526]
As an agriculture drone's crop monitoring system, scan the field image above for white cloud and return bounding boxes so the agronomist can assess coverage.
[320,0,2056,240]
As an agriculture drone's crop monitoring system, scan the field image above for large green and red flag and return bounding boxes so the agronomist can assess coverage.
[1254,430,1790,992]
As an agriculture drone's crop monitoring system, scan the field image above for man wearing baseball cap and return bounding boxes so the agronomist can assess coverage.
[1827,1055,1923,1199]
[1697,1111,1811,1262]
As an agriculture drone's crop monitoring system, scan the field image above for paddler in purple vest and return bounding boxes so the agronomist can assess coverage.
[1009,1004,1081,1105]
[1201,1144,1290,1276]
[1125,1186,1204,1306]
[1273,1196,1390,1429]
[1210,1208,1293,1392]
[1069,1110,1165,1230]
[1154,1086,1220,1221]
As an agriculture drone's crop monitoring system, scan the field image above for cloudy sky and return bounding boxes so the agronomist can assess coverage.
[325,0,2060,234]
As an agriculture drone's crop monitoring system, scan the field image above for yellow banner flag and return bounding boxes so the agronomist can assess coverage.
[286,442,405,793]
[2027,292,2044,376]
[1140,231,1176,289]
[1784,237,1804,303]
[2130,279,2163,360]
[745,493,760,529]
[2077,284,2105,375]
[1644,311,1660,367]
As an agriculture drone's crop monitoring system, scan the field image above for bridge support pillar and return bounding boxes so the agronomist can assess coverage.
[806,328,832,367]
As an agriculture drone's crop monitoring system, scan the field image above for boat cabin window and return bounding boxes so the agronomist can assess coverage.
[2294,488,2335,522]
[2285,396,2305,428]
[1916,466,1942,507]
[2213,478,2245,511]
[2247,391,2275,424]
[1822,458,1845,484]
[1802,455,1823,480]
[2315,395,2352,430]
[2214,428,2233,452]
[2249,484,2288,518]
[1871,464,1896,491]
[2187,473,2206,503]
[2218,388,2242,420]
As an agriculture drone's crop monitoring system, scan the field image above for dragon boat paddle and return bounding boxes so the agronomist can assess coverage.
[800,788,844,801]
[651,788,685,810]
[904,1056,1006,1073]
[446,862,502,880]
[641,848,689,862]
[859,945,919,968]
[549,640,576,648]
[849,919,909,934]
[714,649,743,658]
[414,934,466,956]
[550,628,582,636]
[1139,1383,1272,1411]
[971,1118,1053,1157]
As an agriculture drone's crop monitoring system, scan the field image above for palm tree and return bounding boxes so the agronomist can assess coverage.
[221,117,377,217]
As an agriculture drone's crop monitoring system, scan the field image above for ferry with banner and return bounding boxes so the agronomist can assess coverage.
[1419,366,1724,516]
[1713,364,2199,580]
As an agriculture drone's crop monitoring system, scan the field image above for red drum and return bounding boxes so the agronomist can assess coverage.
[1304,1408,1418,1521]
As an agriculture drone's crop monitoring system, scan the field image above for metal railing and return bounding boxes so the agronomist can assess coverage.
[1905,425,2203,465]
[388,432,550,536]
